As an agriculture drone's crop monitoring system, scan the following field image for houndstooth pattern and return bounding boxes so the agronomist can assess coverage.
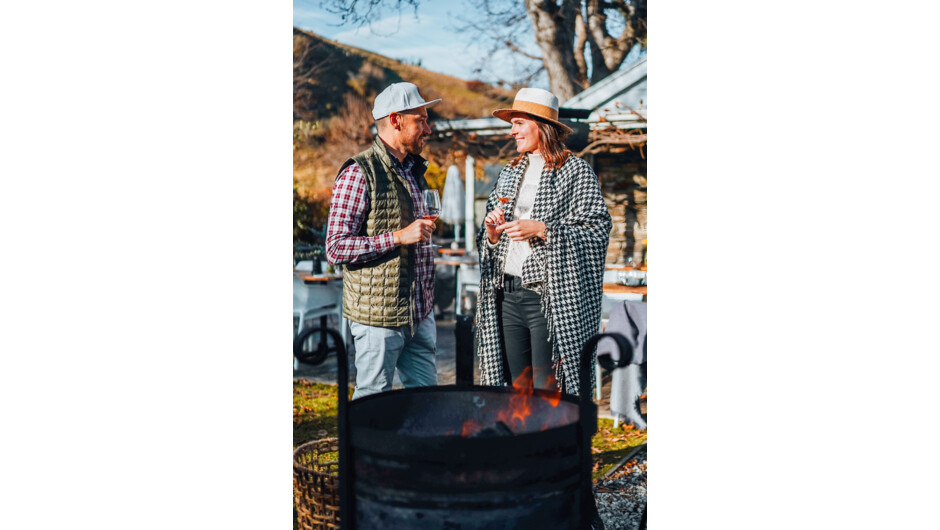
[475,154,611,395]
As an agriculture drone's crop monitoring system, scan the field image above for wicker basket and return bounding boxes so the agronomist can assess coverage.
[293,438,340,530]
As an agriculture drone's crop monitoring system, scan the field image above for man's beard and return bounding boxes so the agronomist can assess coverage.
[405,134,425,155]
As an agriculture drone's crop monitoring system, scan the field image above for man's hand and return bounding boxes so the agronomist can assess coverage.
[395,219,435,245]
[501,219,546,241]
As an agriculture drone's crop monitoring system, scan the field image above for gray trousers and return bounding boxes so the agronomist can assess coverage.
[498,275,556,391]
[349,314,438,399]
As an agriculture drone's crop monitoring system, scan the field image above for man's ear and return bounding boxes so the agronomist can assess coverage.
[388,112,401,131]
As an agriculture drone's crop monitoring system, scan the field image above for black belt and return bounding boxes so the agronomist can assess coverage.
[503,275,523,293]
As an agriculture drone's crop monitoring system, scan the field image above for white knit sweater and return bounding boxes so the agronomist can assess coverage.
[502,152,545,277]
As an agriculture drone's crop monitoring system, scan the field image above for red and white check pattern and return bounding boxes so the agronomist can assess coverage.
[326,158,434,321]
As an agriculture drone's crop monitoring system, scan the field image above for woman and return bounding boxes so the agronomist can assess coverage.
[475,87,612,396]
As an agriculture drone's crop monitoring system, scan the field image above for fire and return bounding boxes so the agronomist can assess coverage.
[461,419,483,437]
[544,372,562,407]
[495,368,563,431]
[459,368,567,438]
[495,368,534,430]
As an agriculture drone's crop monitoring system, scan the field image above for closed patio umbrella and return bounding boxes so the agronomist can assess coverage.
[440,164,465,249]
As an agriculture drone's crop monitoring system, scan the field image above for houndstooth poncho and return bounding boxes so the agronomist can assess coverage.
[474,154,611,396]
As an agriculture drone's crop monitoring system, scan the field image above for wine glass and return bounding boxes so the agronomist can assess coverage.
[486,188,513,227]
[422,189,441,250]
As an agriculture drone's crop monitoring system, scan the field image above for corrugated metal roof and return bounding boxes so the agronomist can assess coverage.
[563,58,647,114]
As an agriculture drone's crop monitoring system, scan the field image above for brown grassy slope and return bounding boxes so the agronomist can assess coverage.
[293,28,513,201]
[293,27,514,122]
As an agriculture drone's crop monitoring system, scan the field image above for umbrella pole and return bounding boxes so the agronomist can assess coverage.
[453,225,461,250]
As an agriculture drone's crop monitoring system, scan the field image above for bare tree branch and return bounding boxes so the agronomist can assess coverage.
[504,39,544,61]
[305,0,645,94]
[573,11,589,89]
[320,0,421,28]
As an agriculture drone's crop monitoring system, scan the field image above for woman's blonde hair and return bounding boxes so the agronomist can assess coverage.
[509,117,572,170]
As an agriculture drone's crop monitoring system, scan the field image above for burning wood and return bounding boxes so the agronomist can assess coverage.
[466,420,514,438]
[455,369,567,438]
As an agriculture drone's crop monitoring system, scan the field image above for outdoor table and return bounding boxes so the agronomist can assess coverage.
[604,264,647,271]
[295,272,347,345]
[434,259,472,267]
[602,283,647,296]
[438,248,467,256]
[299,274,342,284]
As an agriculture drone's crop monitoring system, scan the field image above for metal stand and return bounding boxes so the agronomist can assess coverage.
[579,332,632,529]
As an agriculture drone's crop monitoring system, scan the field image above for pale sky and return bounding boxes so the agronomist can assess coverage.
[292,0,547,86]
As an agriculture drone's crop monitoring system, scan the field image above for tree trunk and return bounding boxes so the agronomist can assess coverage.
[585,0,645,79]
[524,0,583,103]
[587,37,611,84]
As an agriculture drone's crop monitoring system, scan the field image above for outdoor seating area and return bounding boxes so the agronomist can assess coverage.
[293,255,647,418]
[292,249,648,390]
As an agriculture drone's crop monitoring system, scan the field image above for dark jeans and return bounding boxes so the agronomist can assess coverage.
[497,275,556,390]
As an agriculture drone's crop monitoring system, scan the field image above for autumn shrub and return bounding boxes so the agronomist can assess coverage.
[294,179,331,246]
[324,92,374,159]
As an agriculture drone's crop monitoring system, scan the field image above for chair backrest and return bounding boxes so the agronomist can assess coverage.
[601,300,647,365]
[601,292,644,321]
[294,260,330,273]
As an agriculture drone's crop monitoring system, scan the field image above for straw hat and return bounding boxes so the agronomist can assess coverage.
[492,87,573,133]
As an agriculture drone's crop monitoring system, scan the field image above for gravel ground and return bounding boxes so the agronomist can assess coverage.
[594,446,647,530]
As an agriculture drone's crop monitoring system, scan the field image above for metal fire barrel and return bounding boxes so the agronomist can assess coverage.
[329,325,630,530]
[348,386,583,528]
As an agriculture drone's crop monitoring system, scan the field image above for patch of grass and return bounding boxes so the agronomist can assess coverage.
[293,380,352,448]
[591,419,647,479]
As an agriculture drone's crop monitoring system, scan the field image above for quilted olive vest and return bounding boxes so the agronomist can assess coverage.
[336,137,429,327]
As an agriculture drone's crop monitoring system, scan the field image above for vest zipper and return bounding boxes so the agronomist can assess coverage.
[408,246,416,337]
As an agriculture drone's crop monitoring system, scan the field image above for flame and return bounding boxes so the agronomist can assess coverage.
[493,368,534,430]
[512,366,534,390]
[459,367,568,438]
[461,419,483,437]
[544,371,562,408]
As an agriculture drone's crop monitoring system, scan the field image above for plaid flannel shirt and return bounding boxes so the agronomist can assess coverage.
[326,154,434,321]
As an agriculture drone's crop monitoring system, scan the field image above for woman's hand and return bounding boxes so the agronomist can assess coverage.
[484,208,506,243]
[500,219,546,241]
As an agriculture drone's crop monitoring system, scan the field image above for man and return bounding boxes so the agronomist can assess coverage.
[326,82,440,399]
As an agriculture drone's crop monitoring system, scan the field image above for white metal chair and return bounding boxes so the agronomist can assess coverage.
[293,260,330,273]
[597,299,647,429]
[596,291,645,400]
[293,273,346,369]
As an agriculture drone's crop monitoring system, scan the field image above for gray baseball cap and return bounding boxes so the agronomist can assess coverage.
[371,82,442,121]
